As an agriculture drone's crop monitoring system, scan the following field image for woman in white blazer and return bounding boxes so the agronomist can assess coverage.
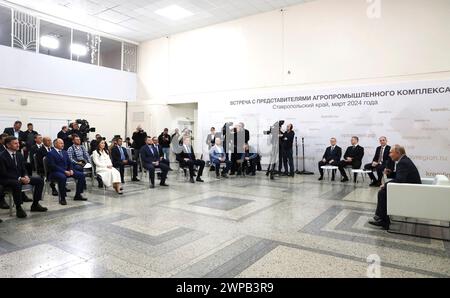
[92,140,123,195]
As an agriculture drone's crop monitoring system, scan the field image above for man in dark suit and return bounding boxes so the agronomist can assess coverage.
[281,124,295,177]
[152,137,170,169]
[338,136,365,183]
[177,137,205,183]
[0,134,9,209]
[364,136,392,187]
[29,134,43,173]
[46,138,87,205]
[0,136,47,218]
[318,137,342,181]
[140,137,169,189]
[3,121,26,149]
[368,145,422,230]
[0,133,7,153]
[36,137,59,196]
[111,137,139,183]
[57,126,70,150]
[23,123,38,160]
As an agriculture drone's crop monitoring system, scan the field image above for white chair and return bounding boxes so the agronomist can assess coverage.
[351,169,373,183]
[320,166,338,181]
[4,185,33,216]
[387,175,450,240]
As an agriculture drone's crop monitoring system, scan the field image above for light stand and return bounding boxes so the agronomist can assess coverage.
[297,137,314,175]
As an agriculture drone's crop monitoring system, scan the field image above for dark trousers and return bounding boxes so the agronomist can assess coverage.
[243,159,256,175]
[51,171,86,200]
[338,160,362,181]
[212,160,231,176]
[283,148,294,175]
[278,146,284,172]
[0,177,44,206]
[144,162,169,186]
[230,153,239,174]
[184,159,205,178]
[375,187,389,222]
[114,161,138,182]
[364,163,385,183]
[318,160,339,179]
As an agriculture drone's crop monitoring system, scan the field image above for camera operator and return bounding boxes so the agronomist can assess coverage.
[67,122,81,148]
[58,126,70,150]
[277,124,285,174]
[132,125,148,161]
[281,124,295,177]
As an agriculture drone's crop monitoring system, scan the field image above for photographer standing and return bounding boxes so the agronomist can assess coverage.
[132,125,147,161]
[282,124,295,177]
[67,122,81,148]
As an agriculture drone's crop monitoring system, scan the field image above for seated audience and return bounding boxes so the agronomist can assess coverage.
[47,138,87,205]
[338,136,365,183]
[0,134,9,209]
[177,137,205,183]
[238,143,258,176]
[152,137,170,169]
[140,137,169,188]
[0,136,47,218]
[364,136,392,187]
[92,140,123,195]
[209,138,231,179]
[36,137,59,196]
[318,138,342,181]
[368,145,422,230]
[111,137,139,183]
[29,134,43,173]
[67,135,92,172]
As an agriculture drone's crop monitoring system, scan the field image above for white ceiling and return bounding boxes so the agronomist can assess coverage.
[3,0,310,42]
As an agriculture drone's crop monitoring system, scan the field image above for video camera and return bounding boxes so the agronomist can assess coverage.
[263,120,285,135]
[73,119,96,142]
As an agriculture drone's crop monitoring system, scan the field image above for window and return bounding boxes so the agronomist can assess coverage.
[123,42,138,73]
[39,20,71,59]
[13,10,37,52]
[72,29,99,65]
[99,36,122,70]
[0,5,11,47]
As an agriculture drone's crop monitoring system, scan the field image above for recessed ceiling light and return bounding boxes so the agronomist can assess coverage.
[71,43,88,56]
[40,35,60,50]
[155,5,193,21]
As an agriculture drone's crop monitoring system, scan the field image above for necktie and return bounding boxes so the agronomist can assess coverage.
[12,153,17,167]
[58,150,63,158]
[119,147,125,160]
[331,146,334,152]
[379,147,384,163]
[186,146,190,154]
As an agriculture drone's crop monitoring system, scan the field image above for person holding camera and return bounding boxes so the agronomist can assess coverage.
[57,126,70,150]
[281,124,295,177]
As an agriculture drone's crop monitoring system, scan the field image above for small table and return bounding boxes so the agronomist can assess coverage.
[321,166,339,181]
[351,169,373,183]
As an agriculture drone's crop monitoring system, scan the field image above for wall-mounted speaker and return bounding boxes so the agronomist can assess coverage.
[20,98,28,106]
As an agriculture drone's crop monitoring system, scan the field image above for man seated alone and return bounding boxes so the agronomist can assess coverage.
[140,136,169,189]
[364,136,392,187]
[338,136,365,183]
[318,137,342,181]
[67,134,99,188]
[368,145,422,230]
[111,137,140,183]
[209,138,231,179]
[177,137,205,183]
[47,138,87,205]
[0,136,47,218]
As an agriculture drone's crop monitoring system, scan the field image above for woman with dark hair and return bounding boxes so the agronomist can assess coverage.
[92,140,123,195]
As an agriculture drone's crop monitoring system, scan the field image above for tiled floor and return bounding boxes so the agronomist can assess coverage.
[1,171,449,278]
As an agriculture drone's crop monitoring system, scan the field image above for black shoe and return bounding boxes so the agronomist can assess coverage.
[31,203,48,212]
[168,168,174,172]
[16,206,27,218]
[196,178,204,183]
[216,175,221,179]
[74,195,88,201]
[341,177,349,183]
[229,172,235,176]
[22,195,33,203]
[150,184,155,189]
[190,178,195,183]
[132,177,140,182]
[121,180,125,184]
[0,218,2,223]
[373,215,381,221]
[59,199,67,206]
[369,181,381,187]
[52,189,59,197]
[160,183,169,187]
[331,177,336,181]
[318,176,324,181]
[0,199,10,210]
[368,219,390,230]
[221,173,229,179]
[250,173,256,176]
[66,188,71,192]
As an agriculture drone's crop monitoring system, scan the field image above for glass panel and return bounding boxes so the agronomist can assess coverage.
[99,36,122,70]
[39,20,71,59]
[0,5,11,47]
[72,29,99,65]
[123,42,137,73]
[13,10,37,52]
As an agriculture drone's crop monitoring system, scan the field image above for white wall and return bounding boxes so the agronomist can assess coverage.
[0,88,126,142]
[133,0,450,156]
